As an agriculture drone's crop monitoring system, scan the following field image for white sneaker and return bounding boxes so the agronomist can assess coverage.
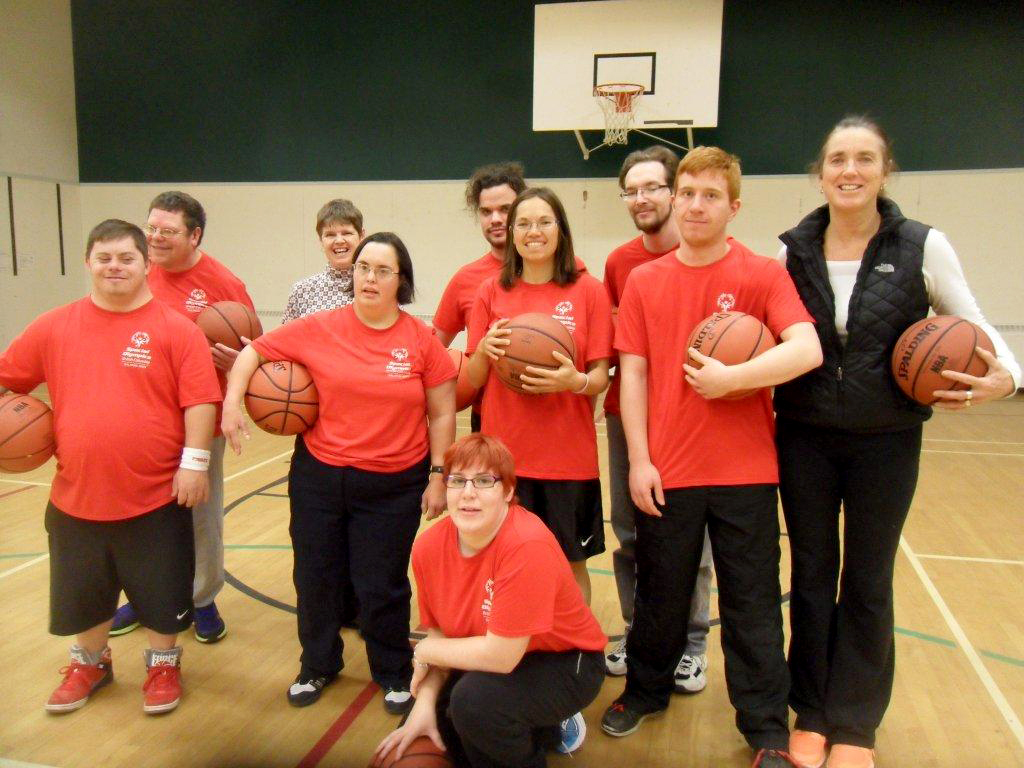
[674,653,707,694]
[604,631,628,676]
[556,712,587,754]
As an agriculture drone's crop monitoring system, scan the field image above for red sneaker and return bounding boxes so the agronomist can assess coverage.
[143,656,182,714]
[45,648,113,713]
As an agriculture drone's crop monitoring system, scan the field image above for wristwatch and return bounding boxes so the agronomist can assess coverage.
[429,465,444,476]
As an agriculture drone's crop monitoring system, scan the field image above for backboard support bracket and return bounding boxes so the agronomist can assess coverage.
[572,125,694,161]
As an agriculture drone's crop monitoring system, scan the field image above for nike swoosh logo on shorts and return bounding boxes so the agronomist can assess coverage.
[176,610,189,620]
[581,535,594,546]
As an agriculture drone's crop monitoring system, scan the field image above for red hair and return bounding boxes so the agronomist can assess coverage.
[443,434,516,492]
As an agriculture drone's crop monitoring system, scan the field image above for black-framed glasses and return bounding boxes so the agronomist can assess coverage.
[445,474,499,489]
[619,184,670,200]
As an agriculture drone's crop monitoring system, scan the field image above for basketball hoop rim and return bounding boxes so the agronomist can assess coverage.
[594,82,644,114]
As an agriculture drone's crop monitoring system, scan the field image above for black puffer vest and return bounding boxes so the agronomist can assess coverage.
[774,198,932,433]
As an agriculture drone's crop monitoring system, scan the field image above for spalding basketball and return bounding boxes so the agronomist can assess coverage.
[686,311,776,400]
[197,301,263,351]
[891,315,994,405]
[493,313,576,393]
[244,361,319,435]
[376,736,453,768]
[0,393,55,473]
[447,348,479,412]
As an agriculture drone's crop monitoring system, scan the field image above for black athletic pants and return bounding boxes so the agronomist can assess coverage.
[624,484,790,751]
[436,650,604,768]
[288,437,426,688]
[777,418,921,749]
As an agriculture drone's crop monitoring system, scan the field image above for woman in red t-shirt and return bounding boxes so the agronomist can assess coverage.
[374,434,605,768]
[223,232,456,714]
[465,188,614,603]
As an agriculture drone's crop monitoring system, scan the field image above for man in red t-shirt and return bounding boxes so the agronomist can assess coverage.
[0,220,220,715]
[110,191,255,644]
[602,146,714,696]
[600,148,822,768]
[433,162,527,431]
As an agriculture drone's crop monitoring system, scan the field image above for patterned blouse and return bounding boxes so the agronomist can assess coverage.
[281,265,354,323]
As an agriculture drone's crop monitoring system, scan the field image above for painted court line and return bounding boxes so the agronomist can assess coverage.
[916,554,1024,566]
[922,449,1023,458]
[900,535,1024,751]
[924,438,1024,446]
[0,478,50,487]
[0,485,33,500]
[0,759,60,768]
[224,448,293,482]
[295,681,380,768]
[0,554,48,581]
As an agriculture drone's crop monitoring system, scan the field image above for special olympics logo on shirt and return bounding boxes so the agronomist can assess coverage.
[385,347,412,378]
[716,293,736,312]
[190,289,207,303]
[481,578,494,623]
[552,301,577,334]
[555,301,573,316]
[122,330,153,369]
[185,288,209,314]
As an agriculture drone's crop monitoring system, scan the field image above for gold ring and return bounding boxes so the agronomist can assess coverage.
[966,389,973,401]
[966,398,972,408]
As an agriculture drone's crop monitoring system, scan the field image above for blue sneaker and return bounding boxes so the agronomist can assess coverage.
[109,603,140,637]
[193,602,227,644]
[557,712,587,754]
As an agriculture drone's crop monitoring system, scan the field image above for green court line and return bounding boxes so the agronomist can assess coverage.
[980,650,1024,668]
[587,567,613,576]
[894,626,957,647]
[0,552,45,560]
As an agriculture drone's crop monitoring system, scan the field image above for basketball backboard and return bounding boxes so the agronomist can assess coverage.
[533,0,723,133]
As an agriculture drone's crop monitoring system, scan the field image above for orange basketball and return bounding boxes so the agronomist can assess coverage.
[891,315,994,405]
[447,348,479,412]
[376,736,453,768]
[0,393,55,473]
[493,312,576,393]
[196,301,263,350]
[244,361,319,435]
[686,311,776,399]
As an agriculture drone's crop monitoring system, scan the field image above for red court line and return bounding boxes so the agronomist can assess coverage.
[296,681,380,768]
[0,485,32,501]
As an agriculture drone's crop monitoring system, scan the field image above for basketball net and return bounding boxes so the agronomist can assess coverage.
[594,83,644,145]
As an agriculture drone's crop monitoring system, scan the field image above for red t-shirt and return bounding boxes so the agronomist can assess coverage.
[433,252,504,336]
[615,239,813,489]
[252,307,456,473]
[0,298,221,521]
[466,275,614,480]
[413,504,606,653]
[602,236,677,416]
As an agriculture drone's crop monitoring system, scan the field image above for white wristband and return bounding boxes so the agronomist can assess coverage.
[573,372,590,395]
[180,447,211,471]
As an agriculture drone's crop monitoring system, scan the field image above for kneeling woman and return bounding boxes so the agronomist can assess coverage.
[375,435,606,768]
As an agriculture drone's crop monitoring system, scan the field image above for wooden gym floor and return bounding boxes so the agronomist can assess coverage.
[1,396,1022,768]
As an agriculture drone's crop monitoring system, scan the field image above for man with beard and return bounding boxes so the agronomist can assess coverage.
[602,147,714,699]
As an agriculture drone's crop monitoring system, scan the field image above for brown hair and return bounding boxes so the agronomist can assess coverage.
[618,145,680,189]
[464,161,527,211]
[675,146,742,201]
[811,115,898,180]
[499,187,578,290]
[315,199,364,236]
[86,219,148,262]
[149,191,206,244]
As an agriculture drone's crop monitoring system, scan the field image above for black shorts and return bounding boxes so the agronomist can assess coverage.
[515,477,604,561]
[45,501,195,636]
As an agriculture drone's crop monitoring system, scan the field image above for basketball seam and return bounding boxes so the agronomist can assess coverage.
[702,313,743,359]
[210,303,245,349]
[0,408,52,455]
[504,324,574,359]
[908,319,965,403]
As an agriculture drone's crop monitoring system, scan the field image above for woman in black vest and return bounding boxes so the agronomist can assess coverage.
[774,116,1020,768]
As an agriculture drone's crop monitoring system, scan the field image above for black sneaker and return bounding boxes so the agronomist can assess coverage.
[286,673,336,707]
[600,699,665,737]
[752,748,800,767]
[382,685,413,715]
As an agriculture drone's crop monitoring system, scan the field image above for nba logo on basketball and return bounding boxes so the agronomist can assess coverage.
[717,293,736,312]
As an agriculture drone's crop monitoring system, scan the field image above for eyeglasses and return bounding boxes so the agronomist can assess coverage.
[143,224,185,238]
[445,474,500,489]
[512,219,558,234]
[619,184,670,200]
[354,262,399,280]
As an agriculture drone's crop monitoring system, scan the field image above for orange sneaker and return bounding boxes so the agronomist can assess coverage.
[789,730,827,768]
[45,647,113,713]
[142,648,182,714]
[826,744,874,768]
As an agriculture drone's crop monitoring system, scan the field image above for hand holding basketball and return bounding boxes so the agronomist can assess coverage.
[479,319,511,360]
[933,346,1015,410]
[373,713,448,768]
[684,347,741,399]
[211,336,252,372]
[520,350,580,394]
